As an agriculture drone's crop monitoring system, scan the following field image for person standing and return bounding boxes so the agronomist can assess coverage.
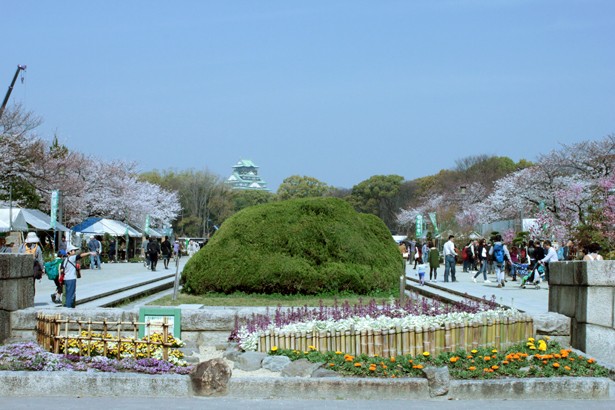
[538,240,558,283]
[18,232,45,287]
[147,238,161,271]
[489,234,511,288]
[142,236,150,269]
[87,235,101,269]
[443,235,458,283]
[421,241,429,264]
[161,236,172,269]
[61,244,93,308]
[58,234,67,253]
[173,239,181,259]
[0,235,13,253]
[427,241,439,282]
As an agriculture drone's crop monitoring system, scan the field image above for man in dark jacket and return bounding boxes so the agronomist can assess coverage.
[160,236,172,269]
[147,239,161,272]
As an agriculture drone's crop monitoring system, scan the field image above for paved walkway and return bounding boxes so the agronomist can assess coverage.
[33,256,189,308]
[404,263,549,316]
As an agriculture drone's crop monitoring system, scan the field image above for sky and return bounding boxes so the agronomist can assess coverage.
[2,0,614,191]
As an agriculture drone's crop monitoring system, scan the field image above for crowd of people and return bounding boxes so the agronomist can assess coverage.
[399,235,604,288]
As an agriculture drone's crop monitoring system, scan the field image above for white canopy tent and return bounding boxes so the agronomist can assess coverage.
[71,217,142,237]
[0,208,29,232]
[18,208,70,232]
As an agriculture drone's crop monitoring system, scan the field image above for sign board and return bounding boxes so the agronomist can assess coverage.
[138,307,181,339]
[415,214,423,238]
[50,190,59,229]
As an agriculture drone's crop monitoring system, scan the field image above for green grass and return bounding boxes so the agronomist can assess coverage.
[148,290,398,307]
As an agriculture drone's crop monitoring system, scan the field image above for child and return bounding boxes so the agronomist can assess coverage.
[417,263,427,286]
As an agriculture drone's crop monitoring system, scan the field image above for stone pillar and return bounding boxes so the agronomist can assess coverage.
[549,261,615,363]
[0,254,34,342]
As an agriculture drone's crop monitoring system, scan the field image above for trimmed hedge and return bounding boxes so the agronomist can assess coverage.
[182,197,402,295]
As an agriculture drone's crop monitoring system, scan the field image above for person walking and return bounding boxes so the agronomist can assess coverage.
[161,236,172,269]
[443,235,458,283]
[147,238,161,271]
[61,244,93,308]
[489,234,511,288]
[472,239,490,283]
[427,241,439,282]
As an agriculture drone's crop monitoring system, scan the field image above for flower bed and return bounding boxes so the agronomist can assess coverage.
[0,341,193,374]
[269,337,609,379]
[231,297,531,354]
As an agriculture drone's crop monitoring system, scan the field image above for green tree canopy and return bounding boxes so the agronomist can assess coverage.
[277,175,330,200]
[348,174,404,228]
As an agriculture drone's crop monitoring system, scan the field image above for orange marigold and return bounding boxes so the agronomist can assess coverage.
[483,356,491,361]
[450,357,459,363]
[390,357,396,363]
[491,365,499,370]
[468,366,476,371]
[553,362,560,368]
[587,359,595,364]
[354,362,362,367]
[413,364,424,369]
[502,361,509,365]
[564,366,571,371]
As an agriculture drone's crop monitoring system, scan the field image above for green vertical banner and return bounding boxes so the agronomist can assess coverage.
[415,214,423,238]
[144,215,150,235]
[428,212,439,236]
[50,190,59,229]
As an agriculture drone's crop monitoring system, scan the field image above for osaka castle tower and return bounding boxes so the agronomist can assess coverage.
[225,159,269,191]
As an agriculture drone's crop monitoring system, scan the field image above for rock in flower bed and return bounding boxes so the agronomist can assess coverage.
[268,337,609,379]
[0,341,193,375]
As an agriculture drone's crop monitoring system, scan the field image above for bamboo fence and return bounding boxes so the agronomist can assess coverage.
[257,314,533,357]
[36,313,174,360]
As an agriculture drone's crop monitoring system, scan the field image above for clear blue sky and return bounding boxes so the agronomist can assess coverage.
[3,1,614,191]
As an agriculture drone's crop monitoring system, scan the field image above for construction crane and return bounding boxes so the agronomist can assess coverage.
[0,64,27,120]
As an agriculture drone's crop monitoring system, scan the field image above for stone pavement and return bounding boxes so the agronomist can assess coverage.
[33,256,189,308]
[404,263,549,315]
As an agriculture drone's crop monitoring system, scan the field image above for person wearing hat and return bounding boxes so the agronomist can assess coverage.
[18,232,45,283]
[62,244,95,308]
[0,235,13,254]
[51,250,67,304]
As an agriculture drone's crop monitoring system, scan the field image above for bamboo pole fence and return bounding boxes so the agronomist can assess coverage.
[257,314,533,357]
[36,313,174,360]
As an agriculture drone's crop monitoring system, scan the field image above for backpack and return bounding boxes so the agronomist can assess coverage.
[44,258,62,280]
[493,243,505,263]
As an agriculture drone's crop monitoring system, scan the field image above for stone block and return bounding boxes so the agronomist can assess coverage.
[0,310,10,343]
[422,366,450,397]
[581,323,615,364]
[234,351,267,371]
[281,358,323,377]
[0,278,34,311]
[0,254,31,280]
[575,286,615,327]
[570,318,585,351]
[554,286,577,318]
[262,355,291,372]
[532,312,570,336]
[580,261,615,286]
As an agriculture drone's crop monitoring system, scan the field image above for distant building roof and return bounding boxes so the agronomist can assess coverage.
[225,159,269,191]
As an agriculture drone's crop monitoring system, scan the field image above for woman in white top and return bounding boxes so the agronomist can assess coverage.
[582,243,604,261]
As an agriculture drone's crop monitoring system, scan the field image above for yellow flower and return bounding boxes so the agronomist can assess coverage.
[471,349,478,354]
[528,337,535,342]
[529,346,536,350]
[271,346,278,352]
[423,352,430,357]
[538,340,547,352]
[308,345,316,350]
[335,351,343,355]
[491,349,498,353]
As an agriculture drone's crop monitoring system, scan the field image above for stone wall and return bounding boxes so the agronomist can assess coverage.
[10,306,272,347]
[0,254,34,342]
[549,261,615,364]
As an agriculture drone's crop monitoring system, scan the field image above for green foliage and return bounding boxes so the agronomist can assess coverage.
[233,189,275,212]
[348,174,404,229]
[277,175,330,200]
[182,197,402,295]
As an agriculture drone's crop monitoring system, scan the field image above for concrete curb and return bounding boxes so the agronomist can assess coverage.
[0,372,612,400]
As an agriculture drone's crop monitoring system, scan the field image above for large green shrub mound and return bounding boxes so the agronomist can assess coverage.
[182,197,402,295]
